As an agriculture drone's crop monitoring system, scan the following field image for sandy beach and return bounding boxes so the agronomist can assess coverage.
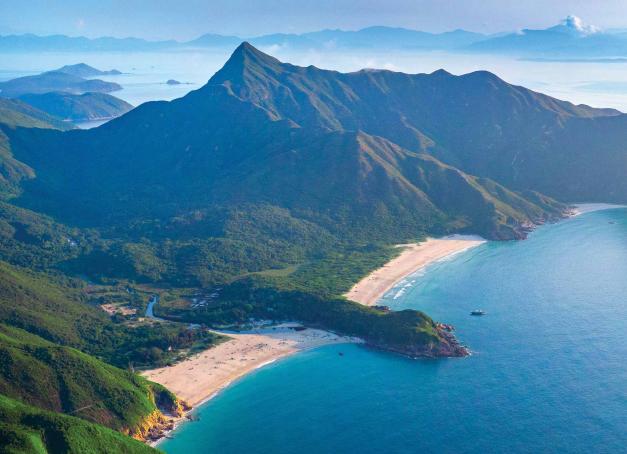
[345,235,486,306]
[142,324,359,409]
[141,234,484,441]
[572,203,627,216]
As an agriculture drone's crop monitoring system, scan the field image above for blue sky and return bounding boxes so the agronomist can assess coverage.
[1,0,626,40]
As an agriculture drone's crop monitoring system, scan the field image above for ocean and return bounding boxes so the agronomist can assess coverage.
[160,208,627,453]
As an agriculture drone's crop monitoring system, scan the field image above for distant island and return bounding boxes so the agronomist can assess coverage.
[166,79,182,85]
[0,63,131,124]
[56,62,122,77]
[0,70,121,97]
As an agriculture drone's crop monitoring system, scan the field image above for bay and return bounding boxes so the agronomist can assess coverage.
[161,208,627,454]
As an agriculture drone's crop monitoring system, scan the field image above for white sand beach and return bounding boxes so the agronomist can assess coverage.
[345,235,486,306]
[572,203,627,216]
[142,324,360,408]
[142,234,485,440]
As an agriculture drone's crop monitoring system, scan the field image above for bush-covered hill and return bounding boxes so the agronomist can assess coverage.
[0,395,158,454]
[0,323,172,434]
[18,92,133,123]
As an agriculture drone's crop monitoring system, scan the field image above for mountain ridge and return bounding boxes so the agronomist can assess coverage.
[2,43,584,241]
[5,17,627,57]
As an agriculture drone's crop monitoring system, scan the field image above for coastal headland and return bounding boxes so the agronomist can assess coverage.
[143,234,486,439]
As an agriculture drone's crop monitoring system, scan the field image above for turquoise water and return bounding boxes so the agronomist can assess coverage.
[162,208,627,453]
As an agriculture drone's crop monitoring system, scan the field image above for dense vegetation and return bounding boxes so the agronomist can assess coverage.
[4,43,627,450]
[0,395,157,454]
[0,261,222,368]
[18,92,133,122]
[0,323,165,433]
[0,45,587,358]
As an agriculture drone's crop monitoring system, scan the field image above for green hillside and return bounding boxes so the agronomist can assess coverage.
[0,44,585,359]
[18,92,133,122]
[0,98,72,131]
[0,98,71,200]
[0,323,169,434]
[0,395,158,454]
[2,41,625,450]
[0,261,221,368]
[0,261,224,443]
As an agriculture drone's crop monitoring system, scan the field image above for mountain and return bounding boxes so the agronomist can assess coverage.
[0,33,177,52]
[0,71,122,97]
[0,43,578,364]
[0,395,156,454]
[4,51,564,240]
[185,33,243,48]
[0,98,72,199]
[254,26,486,50]
[0,260,204,441]
[1,26,487,54]
[201,43,626,203]
[18,92,133,122]
[467,16,627,57]
[0,98,71,131]
[56,63,122,77]
[188,26,486,51]
[7,21,627,57]
[2,42,627,361]
[2,43,625,443]
[7,44,627,247]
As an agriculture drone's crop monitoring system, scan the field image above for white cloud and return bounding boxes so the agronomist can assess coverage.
[562,15,600,35]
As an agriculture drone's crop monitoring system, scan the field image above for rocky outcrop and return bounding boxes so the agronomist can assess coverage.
[368,324,469,359]
[129,410,169,441]
[130,389,192,442]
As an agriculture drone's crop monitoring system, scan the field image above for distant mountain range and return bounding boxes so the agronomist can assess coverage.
[4,17,627,58]
[467,15,627,57]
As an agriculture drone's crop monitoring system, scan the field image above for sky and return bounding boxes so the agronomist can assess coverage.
[1,0,627,40]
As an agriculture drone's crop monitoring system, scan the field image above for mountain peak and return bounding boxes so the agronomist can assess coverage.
[230,41,274,61]
[209,42,282,85]
[431,69,453,77]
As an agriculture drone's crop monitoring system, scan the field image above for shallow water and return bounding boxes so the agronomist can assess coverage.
[161,208,627,453]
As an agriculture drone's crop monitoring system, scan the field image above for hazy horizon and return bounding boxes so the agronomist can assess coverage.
[2,0,627,41]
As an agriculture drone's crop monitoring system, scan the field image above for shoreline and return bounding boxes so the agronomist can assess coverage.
[345,234,486,307]
[141,209,627,445]
[572,203,627,216]
[142,323,361,444]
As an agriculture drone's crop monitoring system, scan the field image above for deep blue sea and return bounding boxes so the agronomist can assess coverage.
[161,208,627,454]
